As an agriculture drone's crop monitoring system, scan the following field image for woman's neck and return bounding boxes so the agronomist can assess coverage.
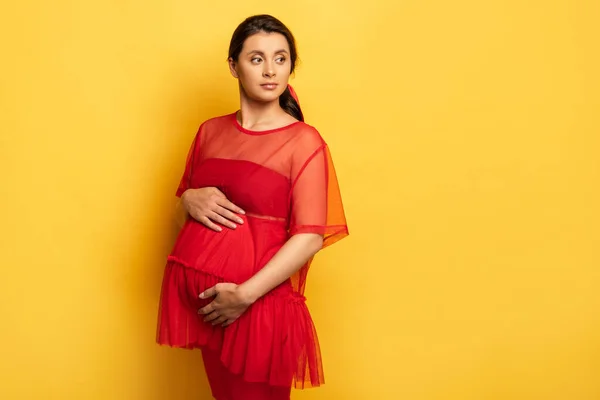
[237,91,293,131]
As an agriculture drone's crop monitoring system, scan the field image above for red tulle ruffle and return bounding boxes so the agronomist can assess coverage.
[156,260,324,388]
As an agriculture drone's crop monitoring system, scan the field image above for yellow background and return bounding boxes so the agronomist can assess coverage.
[1,0,599,399]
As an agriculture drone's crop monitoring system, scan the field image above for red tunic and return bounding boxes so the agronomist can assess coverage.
[156,112,349,396]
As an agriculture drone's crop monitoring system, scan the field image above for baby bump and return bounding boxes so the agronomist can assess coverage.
[169,217,257,283]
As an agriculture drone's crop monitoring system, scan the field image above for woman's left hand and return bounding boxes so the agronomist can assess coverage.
[198,283,255,327]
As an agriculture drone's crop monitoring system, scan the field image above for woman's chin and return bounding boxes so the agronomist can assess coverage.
[248,92,281,104]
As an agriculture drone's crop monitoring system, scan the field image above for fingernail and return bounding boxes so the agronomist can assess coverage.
[199,293,204,299]
[237,219,243,224]
[239,210,246,215]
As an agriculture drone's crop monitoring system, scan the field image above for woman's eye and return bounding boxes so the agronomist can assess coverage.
[251,57,262,63]
[276,57,286,63]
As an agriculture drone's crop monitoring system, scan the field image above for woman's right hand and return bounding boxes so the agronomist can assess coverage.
[181,187,245,232]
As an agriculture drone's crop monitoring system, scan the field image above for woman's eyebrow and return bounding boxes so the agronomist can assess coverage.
[246,49,289,55]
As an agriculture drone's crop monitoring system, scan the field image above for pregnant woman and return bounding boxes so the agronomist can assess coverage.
[156,14,349,400]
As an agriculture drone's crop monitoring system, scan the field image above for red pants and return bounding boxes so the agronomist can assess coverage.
[202,349,292,400]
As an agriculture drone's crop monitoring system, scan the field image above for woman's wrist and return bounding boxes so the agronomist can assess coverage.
[238,280,262,305]
[180,189,194,212]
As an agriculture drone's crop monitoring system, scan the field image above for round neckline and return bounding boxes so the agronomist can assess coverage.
[231,112,302,135]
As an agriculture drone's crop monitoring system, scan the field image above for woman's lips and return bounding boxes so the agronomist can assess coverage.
[261,83,278,90]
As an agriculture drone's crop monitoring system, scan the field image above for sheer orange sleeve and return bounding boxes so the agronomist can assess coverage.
[289,141,349,249]
[175,125,203,198]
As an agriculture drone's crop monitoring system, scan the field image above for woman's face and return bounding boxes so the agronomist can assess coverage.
[229,31,292,103]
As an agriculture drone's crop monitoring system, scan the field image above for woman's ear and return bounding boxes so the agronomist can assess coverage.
[228,57,239,78]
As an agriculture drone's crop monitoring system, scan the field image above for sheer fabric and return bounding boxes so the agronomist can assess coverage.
[157,112,348,390]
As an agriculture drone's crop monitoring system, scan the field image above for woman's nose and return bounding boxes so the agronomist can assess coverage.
[263,63,275,78]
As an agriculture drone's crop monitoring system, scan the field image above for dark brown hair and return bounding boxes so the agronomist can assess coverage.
[228,15,304,122]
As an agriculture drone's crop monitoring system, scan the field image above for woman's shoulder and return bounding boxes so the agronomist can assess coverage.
[290,121,326,146]
[199,112,236,130]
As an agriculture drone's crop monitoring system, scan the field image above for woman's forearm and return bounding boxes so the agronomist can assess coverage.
[239,233,324,303]
[174,195,190,228]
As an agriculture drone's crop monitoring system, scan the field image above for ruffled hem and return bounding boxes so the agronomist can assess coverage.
[156,260,324,389]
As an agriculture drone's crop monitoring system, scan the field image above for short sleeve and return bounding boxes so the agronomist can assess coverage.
[289,139,349,248]
[175,125,203,198]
